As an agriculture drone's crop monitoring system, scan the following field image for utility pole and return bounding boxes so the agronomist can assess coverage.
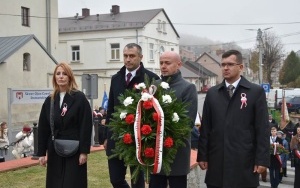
[246,27,272,84]
[257,28,263,84]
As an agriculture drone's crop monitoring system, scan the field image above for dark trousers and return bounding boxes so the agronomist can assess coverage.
[295,166,300,187]
[149,174,187,188]
[108,157,145,188]
[269,166,280,188]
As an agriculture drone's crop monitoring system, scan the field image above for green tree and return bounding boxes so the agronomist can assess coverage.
[279,51,300,86]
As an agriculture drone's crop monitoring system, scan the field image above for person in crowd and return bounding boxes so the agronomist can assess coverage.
[279,120,294,145]
[12,124,34,159]
[37,62,93,188]
[290,126,300,187]
[99,107,107,119]
[149,51,198,188]
[104,43,160,188]
[269,127,283,188]
[191,113,201,150]
[98,118,106,145]
[93,105,102,145]
[293,118,300,136]
[0,122,9,161]
[269,114,278,130]
[277,130,288,182]
[197,50,270,188]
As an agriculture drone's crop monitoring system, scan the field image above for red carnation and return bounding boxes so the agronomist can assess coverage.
[143,100,153,110]
[141,125,152,135]
[125,114,135,125]
[123,133,133,144]
[144,147,155,158]
[164,137,174,148]
[152,112,158,121]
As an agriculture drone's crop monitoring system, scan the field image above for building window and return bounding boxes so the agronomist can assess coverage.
[71,46,80,61]
[171,48,174,51]
[157,19,162,32]
[162,21,167,33]
[149,43,154,60]
[111,43,120,60]
[159,46,165,55]
[21,7,30,26]
[23,53,31,71]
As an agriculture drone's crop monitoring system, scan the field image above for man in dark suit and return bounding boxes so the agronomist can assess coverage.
[197,50,270,188]
[104,43,160,188]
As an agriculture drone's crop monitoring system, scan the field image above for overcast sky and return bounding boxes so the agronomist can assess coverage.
[58,0,300,53]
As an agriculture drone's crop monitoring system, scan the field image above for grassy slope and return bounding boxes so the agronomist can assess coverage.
[0,151,112,188]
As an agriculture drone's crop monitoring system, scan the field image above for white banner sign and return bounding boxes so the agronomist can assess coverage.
[10,89,52,104]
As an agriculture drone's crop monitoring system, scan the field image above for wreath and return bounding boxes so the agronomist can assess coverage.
[270,143,289,155]
[108,76,191,183]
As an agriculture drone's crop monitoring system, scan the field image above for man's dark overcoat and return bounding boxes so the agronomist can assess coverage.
[197,76,270,187]
[159,71,198,176]
[37,91,93,188]
[105,62,160,156]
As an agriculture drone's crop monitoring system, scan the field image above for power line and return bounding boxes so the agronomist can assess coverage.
[1,13,300,26]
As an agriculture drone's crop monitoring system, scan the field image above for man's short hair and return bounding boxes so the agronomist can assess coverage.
[222,50,243,64]
[124,43,142,55]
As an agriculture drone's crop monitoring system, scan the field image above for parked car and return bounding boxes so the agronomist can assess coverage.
[267,88,300,108]
[278,95,300,113]
[276,96,294,110]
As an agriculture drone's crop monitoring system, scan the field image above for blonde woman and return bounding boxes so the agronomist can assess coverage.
[37,63,93,188]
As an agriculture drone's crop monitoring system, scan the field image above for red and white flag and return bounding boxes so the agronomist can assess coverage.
[280,92,289,129]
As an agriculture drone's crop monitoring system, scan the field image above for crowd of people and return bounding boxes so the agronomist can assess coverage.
[2,45,300,188]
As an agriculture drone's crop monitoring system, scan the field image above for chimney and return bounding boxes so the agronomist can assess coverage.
[82,8,90,17]
[111,5,120,15]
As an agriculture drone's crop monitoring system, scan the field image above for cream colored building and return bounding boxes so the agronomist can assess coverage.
[57,6,180,106]
[0,0,58,124]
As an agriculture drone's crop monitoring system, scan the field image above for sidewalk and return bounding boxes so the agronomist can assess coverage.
[0,146,104,173]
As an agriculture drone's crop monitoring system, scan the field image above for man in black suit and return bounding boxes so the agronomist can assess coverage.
[104,43,160,188]
[197,50,270,188]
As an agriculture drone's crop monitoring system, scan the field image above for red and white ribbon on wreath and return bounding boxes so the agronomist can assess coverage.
[273,143,282,167]
[134,85,165,174]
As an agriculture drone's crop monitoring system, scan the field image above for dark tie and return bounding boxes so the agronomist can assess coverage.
[126,73,132,85]
[227,85,235,98]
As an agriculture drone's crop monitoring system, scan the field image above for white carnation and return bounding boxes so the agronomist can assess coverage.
[135,83,146,90]
[172,112,180,122]
[120,112,127,119]
[160,82,170,89]
[123,97,134,106]
[141,92,153,101]
[162,95,172,103]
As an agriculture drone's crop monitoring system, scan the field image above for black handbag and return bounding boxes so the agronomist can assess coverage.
[50,99,79,157]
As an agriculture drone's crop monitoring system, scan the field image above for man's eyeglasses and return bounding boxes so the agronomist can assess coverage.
[221,63,241,68]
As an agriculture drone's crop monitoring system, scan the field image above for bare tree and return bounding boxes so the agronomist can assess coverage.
[262,31,284,86]
[249,31,284,86]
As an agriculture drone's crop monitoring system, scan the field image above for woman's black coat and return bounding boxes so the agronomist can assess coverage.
[37,91,93,188]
